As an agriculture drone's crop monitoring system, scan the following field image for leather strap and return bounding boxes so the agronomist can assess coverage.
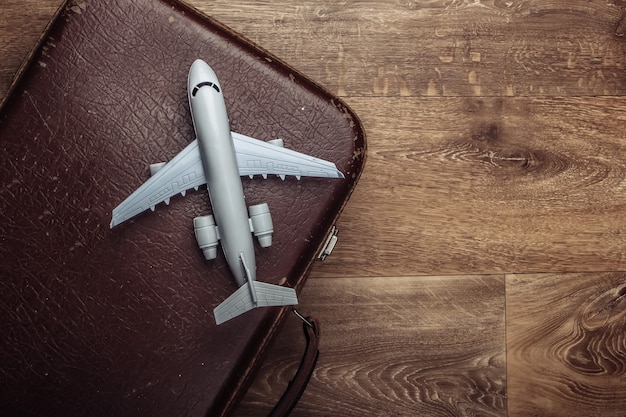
[268,311,320,417]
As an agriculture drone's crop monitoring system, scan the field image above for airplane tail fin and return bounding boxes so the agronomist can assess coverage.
[214,280,298,325]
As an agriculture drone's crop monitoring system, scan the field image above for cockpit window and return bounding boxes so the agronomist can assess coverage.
[192,82,221,97]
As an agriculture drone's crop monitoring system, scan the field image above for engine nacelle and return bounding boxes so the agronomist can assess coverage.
[248,203,273,248]
[193,215,219,260]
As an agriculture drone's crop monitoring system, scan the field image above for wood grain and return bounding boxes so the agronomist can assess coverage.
[236,275,506,417]
[507,272,626,417]
[202,0,626,98]
[313,96,626,277]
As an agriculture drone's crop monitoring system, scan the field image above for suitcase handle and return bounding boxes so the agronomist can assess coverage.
[268,310,320,417]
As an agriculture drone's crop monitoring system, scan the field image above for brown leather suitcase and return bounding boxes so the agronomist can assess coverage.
[0,1,365,416]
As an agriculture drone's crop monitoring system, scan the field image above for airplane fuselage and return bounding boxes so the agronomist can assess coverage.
[188,61,255,287]
[111,59,344,323]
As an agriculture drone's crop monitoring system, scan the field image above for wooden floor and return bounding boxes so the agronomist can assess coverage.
[3,1,626,416]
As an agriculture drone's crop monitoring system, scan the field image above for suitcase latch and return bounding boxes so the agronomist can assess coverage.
[318,225,338,261]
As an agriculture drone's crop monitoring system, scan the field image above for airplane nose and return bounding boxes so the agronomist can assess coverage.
[188,59,220,92]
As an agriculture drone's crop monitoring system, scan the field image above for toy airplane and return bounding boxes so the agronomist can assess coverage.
[110,59,344,325]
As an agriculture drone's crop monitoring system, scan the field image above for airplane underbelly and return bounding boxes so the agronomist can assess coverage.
[211,186,256,286]
[192,88,256,287]
[203,136,256,286]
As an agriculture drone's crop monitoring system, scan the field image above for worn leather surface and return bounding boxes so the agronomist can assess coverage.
[0,0,365,416]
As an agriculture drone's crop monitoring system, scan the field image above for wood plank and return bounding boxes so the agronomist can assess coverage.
[203,0,626,97]
[236,275,506,417]
[506,272,626,417]
[312,96,626,277]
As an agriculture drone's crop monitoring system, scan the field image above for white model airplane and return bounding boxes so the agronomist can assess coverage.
[110,59,344,325]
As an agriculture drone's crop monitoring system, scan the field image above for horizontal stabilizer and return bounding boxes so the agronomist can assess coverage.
[214,281,298,325]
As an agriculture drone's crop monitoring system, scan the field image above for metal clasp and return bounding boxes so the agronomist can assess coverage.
[318,225,338,261]
[293,309,314,328]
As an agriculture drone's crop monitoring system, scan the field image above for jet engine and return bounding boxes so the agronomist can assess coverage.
[194,215,219,260]
[248,203,273,248]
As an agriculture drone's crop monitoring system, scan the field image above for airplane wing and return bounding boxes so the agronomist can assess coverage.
[232,131,345,179]
[213,280,298,325]
[111,132,344,228]
[110,140,206,228]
